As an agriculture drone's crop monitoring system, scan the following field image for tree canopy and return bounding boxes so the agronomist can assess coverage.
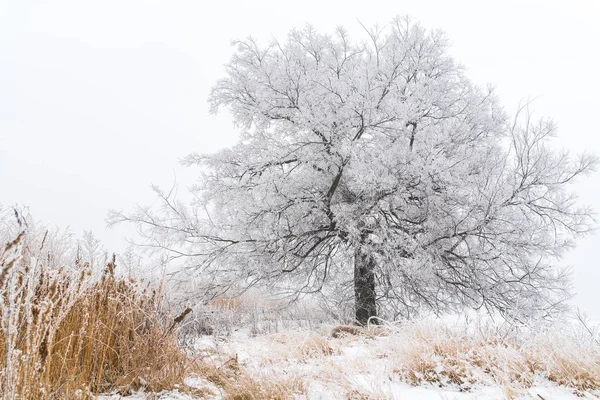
[110,17,597,323]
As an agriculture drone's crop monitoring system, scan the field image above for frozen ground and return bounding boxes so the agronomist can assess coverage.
[98,320,600,400]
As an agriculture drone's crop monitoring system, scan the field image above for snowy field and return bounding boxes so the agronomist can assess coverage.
[2,5,600,399]
[98,317,600,400]
[2,212,599,399]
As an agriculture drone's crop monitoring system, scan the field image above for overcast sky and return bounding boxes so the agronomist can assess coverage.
[1,0,599,318]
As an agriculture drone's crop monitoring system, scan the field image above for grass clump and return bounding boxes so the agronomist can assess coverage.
[0,232,192,399]
[223,374,305,400]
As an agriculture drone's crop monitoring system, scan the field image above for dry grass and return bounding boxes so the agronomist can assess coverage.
[331,325,371,339]
[250,331,337,364]
[210,318,600,399]
[0,229,309,400]
[195,354,305,399]
[528,331,600,395]
[4,226,599,399]
[296,333,334,359]
[210,297,244,313]
[0,232,193,399]
[223,374,305,400]
[330,325,391,339]
[391,321,600,397]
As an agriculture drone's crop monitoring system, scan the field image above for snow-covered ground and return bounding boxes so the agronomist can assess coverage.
[99,320,600,400]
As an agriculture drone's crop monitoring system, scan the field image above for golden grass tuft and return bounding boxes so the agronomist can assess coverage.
[0,233,193,399]
[223,374,305,400]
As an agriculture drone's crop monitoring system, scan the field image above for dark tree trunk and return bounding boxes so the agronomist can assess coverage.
[354,246,378,326]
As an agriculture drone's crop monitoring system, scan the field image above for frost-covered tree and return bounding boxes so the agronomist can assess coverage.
[110,17,596,324]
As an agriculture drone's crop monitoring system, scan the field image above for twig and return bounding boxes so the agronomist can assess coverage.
[168,307,193,333]
[575,308,600,347]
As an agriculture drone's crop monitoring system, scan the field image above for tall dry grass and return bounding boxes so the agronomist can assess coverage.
[0,231,192,399]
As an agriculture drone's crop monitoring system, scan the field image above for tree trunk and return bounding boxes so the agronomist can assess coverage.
[354,246,377,326]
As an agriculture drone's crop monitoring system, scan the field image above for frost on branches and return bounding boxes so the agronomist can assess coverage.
[110,17,597,324]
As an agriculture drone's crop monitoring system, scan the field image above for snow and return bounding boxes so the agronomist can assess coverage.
[98,377,588,400]
[97,322,599,399]
[98,390,198,400]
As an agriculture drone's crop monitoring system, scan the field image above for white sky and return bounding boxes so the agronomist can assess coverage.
[1,0,599,318]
